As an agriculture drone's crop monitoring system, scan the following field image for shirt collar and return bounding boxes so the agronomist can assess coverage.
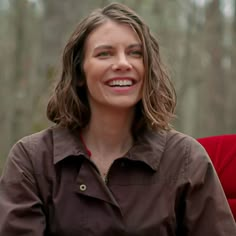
[52,126,88,164]
[52,126,167,171]
[127,129,167,171]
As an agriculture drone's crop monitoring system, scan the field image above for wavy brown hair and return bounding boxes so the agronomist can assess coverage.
[47,2,176,133]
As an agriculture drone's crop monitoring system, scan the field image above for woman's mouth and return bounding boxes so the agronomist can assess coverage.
[106,79,135,87]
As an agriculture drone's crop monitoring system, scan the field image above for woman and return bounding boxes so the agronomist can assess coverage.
[0,3,235,236]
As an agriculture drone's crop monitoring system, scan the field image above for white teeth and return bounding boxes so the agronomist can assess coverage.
[108,80,133,86]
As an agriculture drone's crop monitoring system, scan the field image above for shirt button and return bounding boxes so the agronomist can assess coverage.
[79,184,87,191]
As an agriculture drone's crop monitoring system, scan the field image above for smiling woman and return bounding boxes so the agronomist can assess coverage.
[83,20,144,111]
[0,2,236,236]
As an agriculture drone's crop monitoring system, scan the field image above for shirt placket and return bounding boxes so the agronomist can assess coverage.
[74,159,121,209]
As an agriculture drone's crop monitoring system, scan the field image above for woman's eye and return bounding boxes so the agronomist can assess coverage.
[96,51,111,57]
[129,50,143,57]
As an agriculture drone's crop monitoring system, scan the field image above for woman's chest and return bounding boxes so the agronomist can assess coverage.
[43,160,181,236]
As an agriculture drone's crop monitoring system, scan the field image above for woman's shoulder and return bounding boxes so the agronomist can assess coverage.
[9,125,83,169]
[163,129,211,168]
[7,127,55,169]
[139,128,206,161]
[147,129,208,164]
[166,129,207,156]
[17,126,54,148]
[147,128,203,150]
[15,125,73,151]
[161,129,201,148]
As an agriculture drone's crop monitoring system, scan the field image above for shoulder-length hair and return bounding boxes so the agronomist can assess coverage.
[47,2,176,133]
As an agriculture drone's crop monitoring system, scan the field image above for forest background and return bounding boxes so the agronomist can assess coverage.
[0,0,235,172]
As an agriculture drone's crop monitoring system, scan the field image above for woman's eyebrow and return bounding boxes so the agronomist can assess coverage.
[93,43,142,52]
[127,44,142,49]
[94,45,113,51]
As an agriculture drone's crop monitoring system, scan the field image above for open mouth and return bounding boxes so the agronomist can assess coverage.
[107,79,135,87]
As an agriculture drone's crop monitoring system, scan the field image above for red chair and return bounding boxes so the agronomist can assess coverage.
[197,134,236,221]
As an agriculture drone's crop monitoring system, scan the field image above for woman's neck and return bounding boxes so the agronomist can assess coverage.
[82,107,134,159]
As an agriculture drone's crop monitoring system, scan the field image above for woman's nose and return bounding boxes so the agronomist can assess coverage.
[112,54,132,71]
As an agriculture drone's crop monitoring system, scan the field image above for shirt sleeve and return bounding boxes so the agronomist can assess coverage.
[0,139,46,236]
[181,139,236,236]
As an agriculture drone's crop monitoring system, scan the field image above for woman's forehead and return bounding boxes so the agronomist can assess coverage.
[85,20,142,48]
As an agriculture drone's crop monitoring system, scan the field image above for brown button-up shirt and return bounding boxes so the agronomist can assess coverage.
[0,126,235,236]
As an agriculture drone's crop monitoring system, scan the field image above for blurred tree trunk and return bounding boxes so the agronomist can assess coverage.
[0,6,14,170]
[151,0,202,136]
[2,0,28,157]
[229,0,236,132]
[0,1,42,164]
[175,1,199,135]
[200,0,225,135]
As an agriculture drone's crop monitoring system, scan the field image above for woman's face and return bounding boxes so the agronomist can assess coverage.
[83,20,144,112]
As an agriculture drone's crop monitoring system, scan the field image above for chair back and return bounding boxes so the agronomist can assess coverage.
[197,134,236,221]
